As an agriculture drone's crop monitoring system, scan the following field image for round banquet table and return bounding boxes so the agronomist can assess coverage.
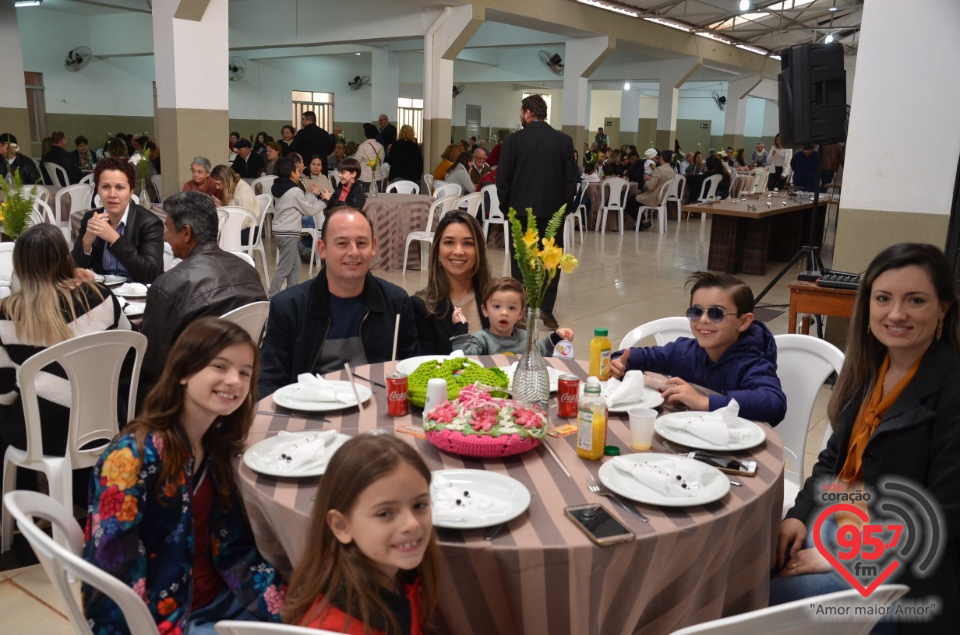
[234,356,785,635]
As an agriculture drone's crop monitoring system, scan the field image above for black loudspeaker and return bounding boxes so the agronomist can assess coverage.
[778,43,846,146]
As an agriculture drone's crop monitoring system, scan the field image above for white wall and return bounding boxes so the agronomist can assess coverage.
[842,0,960,215]
[0,5,28,109]
[678,97,726,131]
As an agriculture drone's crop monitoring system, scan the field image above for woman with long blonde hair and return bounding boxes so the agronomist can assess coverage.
[210,164,260,241]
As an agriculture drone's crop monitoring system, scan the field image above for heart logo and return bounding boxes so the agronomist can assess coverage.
[813,503,900,597]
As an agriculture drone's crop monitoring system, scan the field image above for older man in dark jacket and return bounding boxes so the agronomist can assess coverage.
[139,191,267,389]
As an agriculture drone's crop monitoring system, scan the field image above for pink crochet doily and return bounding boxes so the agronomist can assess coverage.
[425,428,542,458]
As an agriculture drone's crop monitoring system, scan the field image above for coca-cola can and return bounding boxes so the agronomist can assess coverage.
[386,372,410,416]
[557,375,580,418]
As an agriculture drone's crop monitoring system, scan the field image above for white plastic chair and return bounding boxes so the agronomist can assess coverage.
[250,175,277,197]
[220,300,270,345]
[402,195,458,274]
[433,182,462,199]
[52,184,92,239]
[29,197,58,229]
[565,180,586,245]
[773,334,845,518]
[386,180,420,194]
[305,210,325,276]
[481,184,510,259]
[690,173,722,223]
[227,251,255,266]
[749,170,769,194]
[328,171,341,188]
[667,173,686,219]
[3,490,161,635]
[670,585,908,635]
[44,162,69,187]
[1,330,147,551]
[150,174,162,201]
[457,191,484,217]
[617,316,692,350]
[638,181,672,234]
[80,173,95,186]
[215,621,340,634]
[218,206,257,254]
[597,177,629,234]
[0,243,13,277]
[249,194,272,279]
[423,173,434,195]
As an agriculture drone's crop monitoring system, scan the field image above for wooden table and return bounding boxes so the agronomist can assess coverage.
[235,356,785,635]
[787,280,856,334]
[682,197,818,275]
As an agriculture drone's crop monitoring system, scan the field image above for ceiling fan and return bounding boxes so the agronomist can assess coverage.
[452,84,466,98]
[711,90,727,111]
[348,75,371,90]
[539,50,564,76]
[228,56,246,82]
[64,46,92,72]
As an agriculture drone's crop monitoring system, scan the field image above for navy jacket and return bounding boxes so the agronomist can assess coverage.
[258,270,420,398]
[616,321,786,425]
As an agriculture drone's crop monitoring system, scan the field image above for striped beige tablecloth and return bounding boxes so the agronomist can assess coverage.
[235,356,784,635]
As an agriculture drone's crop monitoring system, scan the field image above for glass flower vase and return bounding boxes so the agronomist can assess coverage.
[513,307,550,410]
[139,179,150,205]
[368,179,378,198]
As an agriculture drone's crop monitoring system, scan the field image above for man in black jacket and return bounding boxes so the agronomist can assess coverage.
[41,130,83,184]
[288,111,334,175]
[258,206,420,398]
[139,191,267,389]
[0,133,43,185]
[230,139,265,178]
[496,94,579,329]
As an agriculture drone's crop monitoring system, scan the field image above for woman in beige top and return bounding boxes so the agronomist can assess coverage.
[210,164,260,236]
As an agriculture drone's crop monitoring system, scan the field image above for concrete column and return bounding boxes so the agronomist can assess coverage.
[655,59,700,150]
[832,0,960,271]
[372,49,400,129]
[153,0,229,201]
[619,88,640,148]
[721,75,762,150]
[561,36,612,151]
[423,6,482,175]
[0,5,31,157]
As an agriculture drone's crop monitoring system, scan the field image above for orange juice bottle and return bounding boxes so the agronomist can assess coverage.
[576,377,607,460]
[589,328,612,381]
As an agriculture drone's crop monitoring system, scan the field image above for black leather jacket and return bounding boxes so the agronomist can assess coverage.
[71,205,164,283]
[1,154,43,185]
[139,243,267,384]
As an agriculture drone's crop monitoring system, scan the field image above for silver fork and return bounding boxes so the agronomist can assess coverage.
[587,476,648,523]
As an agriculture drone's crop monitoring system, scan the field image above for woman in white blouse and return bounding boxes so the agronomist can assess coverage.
[356,123,386,193]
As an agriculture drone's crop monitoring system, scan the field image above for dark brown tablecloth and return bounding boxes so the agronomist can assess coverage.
[234,356,784,635]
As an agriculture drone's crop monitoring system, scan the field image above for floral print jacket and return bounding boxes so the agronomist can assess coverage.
[82,431,286,634]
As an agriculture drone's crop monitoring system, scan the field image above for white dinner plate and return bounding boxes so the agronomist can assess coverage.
[654,411,766,451]
[243,431,351,478]
[103,274,127,287]
[114,282,149,299]
[395,355,459,376]
[607,387,665,413]
[431,469,531,529]
[272,380,372,412]
[598,453,730,507]
[501,363,564,393]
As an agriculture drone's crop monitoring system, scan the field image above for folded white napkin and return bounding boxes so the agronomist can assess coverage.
[449,350,465,359]
[431,474,513,523]
[116,282,148,296]
[603,370,646,407]
[122,301,146,315]
[266,430,338,472]
[612,456,702,497]
[293,373,352,403]
[662,399,749,446]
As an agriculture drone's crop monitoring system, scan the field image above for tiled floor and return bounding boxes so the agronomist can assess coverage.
[0,214,833,629]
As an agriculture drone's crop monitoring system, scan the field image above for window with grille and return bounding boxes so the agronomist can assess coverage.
[465,105,480,143]
[397,98,423,142]
[291,91,334,131]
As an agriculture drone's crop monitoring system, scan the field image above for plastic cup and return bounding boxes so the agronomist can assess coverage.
[628,407,657,451]
[423,378,449,417]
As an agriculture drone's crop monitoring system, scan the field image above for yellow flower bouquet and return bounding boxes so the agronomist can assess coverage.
[507,206,578,309]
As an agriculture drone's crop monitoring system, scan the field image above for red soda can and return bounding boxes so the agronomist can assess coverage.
[386,372,410,416]
[557,375,580,418]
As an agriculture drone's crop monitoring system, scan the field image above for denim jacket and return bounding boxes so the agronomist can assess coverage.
[82,431,286,634]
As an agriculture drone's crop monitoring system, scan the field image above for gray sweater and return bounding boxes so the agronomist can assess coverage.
[271,184,324,236]
[451,324,561,357]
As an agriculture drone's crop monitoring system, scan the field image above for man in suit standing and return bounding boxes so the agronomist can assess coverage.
[288,111,334,175]
[496,94,579,329]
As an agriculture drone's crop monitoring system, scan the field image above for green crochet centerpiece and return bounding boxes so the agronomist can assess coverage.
[407,357,509,408]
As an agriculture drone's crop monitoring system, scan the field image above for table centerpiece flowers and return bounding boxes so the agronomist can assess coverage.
[0,168,37,240]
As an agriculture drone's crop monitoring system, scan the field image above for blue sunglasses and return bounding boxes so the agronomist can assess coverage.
[686,306,741,323]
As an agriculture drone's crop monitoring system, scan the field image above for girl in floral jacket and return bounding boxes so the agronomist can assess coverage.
[83,318,286,634]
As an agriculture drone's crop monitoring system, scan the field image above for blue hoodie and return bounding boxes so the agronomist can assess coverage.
[615,320,787,425]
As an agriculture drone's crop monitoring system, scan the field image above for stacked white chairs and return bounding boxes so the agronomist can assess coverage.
[44,162,69,187]
[433,182,462,199]
[221,301,270,345]
[386,180,420,194]
[3,491,162,634]
[617,316,692,350]
[773,334,845,518]
[1,330,148,551]
[402,195,458,274]
[638,181,672,234]
[670,585,908,635]
[597,177,629,234]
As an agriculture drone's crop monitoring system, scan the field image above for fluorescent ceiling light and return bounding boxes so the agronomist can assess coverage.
[739,0,751,10]
[825,34,835,43]
[736,44,769,56]
[14,0,42,6]
[696,31,733,45]
[770,54,782,60]
[577,0,639,18]
[644,18,692,32]
[624,82,630,90]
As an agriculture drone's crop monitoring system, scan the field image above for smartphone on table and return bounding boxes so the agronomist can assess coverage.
[685,452,758,477]
[565,504,635,546]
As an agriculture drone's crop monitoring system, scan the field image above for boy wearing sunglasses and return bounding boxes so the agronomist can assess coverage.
[610,271,786,425]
